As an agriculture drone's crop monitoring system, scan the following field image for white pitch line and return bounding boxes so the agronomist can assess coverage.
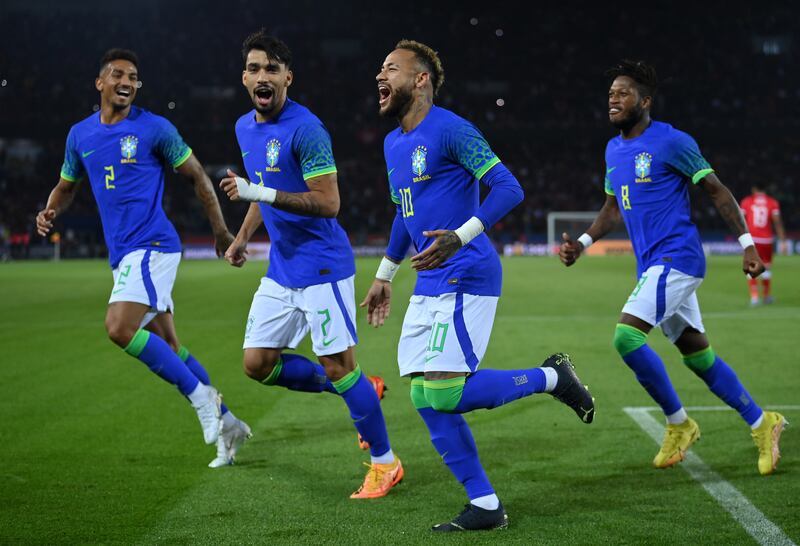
[623,406,796,546]
[633,405,800,412]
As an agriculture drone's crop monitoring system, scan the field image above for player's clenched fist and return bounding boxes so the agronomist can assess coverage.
[742,246,766,278]
[219,168,245,201]
[224,238,248,267]
[559,232,582,266]
[36,209,56,236]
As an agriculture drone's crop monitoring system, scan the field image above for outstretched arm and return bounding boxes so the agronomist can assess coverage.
[698,172,765,277]
[36,178,80,236]
[176,154,234,256]
[219,169,339,218]
[559,194,621,266]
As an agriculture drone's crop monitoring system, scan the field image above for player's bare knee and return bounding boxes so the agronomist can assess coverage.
[105,319,137,348]
[319,351,354,382]
[243,350,279,381]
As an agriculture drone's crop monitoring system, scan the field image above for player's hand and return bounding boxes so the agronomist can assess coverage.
[410,230,461,271]
[214,230,236,258]
[778,239,788,255]
[743,246,766,278]
[36,208,56,237]
[224,237,248,267]
[219,169,245,201]
[559,232,582,266]
[359,279,392,328]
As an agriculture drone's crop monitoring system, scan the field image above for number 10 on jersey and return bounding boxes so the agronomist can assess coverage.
[400,187,414,217]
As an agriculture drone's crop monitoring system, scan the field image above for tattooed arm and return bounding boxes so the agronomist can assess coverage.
[698,172,765,277]
[177,154,234,256]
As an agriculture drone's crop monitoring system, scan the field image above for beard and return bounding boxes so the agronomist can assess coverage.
[380,84,414,118]
[610,102,644,132]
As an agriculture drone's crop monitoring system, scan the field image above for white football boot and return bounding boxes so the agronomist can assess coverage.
[191,385,223,444]
[209,418,252,468]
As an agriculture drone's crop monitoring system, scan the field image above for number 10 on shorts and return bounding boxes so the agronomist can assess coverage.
[428,322,449,352]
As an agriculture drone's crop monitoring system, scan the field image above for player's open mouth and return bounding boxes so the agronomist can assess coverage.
[378,84,391,106]
[116,88,131,99]
[255,86,274,107]
[609,107,621,115]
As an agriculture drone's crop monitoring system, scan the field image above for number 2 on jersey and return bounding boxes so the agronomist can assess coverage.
[104,165,116,190]
[400,187,414,217]
[621,184,632,210]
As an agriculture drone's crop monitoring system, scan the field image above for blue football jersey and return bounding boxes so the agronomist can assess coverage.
[384,106,503,296]
[235,99,355,288]
[60,106,189,268]
[604,121,714,278]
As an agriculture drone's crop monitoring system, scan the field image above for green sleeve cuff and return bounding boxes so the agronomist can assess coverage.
[60,171,79,182]
[691,168,714,184]
[605,188,616,196]
[172,148,193,168]
[475,156,501,180]
[302,166,337,181]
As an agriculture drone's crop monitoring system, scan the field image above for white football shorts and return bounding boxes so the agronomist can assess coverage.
[621,264,705,342]
[243,275,357,356]
[397,292,498,377]
[108,249,181,328]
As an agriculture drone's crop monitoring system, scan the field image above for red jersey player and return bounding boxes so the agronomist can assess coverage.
[740,184,787,305]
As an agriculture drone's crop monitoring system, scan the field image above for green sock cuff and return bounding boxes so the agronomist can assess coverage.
[177,345,190,362]
[410,376,429,409]
[682,346,716,372]
[613,323,648,356]
[332,365,362,394]
[124,329,150,357]
[423,377,466,412]
[261,357,284,386]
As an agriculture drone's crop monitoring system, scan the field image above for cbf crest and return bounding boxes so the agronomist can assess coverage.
[120,135,138,164]
[634,152,653,183]
[411,145,431,182]
[265,139,281,172]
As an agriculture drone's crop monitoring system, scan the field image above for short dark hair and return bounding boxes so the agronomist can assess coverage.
[396,39,445,96]
[99,48,139,73]
[242,29,292,68]
[606,59,658,99]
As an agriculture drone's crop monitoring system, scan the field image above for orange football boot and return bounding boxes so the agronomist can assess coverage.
[349,458,404,499]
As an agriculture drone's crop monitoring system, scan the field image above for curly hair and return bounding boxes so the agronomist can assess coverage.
[99,48,139,73]
[242,28,292,68]
[606,59,658,99]
[396,39,445,96]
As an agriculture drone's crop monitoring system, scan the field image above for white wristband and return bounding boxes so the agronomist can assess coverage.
[454,216,485,246]
[738,233,754,249]
[235,177,277,204]
[375,257,400,282]
[577,233,593,250]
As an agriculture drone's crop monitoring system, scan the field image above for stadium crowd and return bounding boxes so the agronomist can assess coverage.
[1,1,797,259]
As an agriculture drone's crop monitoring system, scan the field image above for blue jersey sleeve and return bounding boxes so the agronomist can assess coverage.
[153,117,192,168]
[60,127,85,182]
[293,122,337,181]
[604,164,615,195]
[443,121,501,179]
[665,131,714,184]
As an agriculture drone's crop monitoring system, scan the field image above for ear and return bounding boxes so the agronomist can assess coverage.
[285,69,293,88]
[641,95,653,110]
[415,71,429,90]
[241,70,248,88]
[95,77,103,92]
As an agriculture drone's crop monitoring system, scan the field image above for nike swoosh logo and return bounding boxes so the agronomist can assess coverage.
[322,337,338,347]
[606,166,616,175]
[423,354,439,363]
[241,151,250,158]
[82,150,96,158]
[387,168,395,177]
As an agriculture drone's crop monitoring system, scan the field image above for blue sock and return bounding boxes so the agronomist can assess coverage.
[417,407,494,500]
[124,330,200,396]
[263,354,336,393]
[178,346,229,415]
[622,345,683,416]
[698,356,762,425]
[454,368,547,413]
[333,367,391,457]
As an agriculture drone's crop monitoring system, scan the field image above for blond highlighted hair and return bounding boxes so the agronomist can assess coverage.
[396,39,445,96]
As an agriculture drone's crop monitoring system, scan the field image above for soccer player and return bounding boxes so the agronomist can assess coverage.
[35,49,251,468]
[360,40,595,532]
[740,184,787,305]
[559,60,787,475]
[218,30,402,499]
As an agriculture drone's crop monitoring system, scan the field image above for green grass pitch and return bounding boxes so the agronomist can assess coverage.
[1,255,798,545]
